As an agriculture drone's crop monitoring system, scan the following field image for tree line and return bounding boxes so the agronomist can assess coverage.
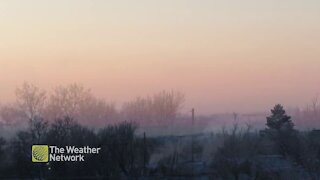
[0,83,184,126]
[0,83,319,179]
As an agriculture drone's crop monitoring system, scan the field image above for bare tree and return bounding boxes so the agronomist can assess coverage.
[0,83,46,125]
[311,96,319,119]
[45,84,90,120]
[122,97,153,124]
[45,84,117,125]
[0,104,25,125]
[15,82,46,121]
[152,90,185,125]
[122,90,184,125]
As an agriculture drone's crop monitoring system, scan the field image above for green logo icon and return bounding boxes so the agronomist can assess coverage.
[32,145,48,162]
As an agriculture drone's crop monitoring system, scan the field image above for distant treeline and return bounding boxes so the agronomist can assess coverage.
[0,104,319,179]
[0,83,184,126]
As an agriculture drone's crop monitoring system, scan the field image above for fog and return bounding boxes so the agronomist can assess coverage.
[1,0,320,178]
[1,83,320,134]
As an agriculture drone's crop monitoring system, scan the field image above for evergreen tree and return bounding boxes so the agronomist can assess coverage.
[266,104,294,131]
[265,104,299,157]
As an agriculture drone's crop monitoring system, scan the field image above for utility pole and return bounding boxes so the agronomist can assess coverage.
[191,108,194,163]
[143,132,146,176]
[191,108,195,178]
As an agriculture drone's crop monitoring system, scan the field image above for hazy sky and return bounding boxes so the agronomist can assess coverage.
[1,0,320,114]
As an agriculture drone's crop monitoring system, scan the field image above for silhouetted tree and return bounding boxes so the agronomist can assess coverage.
[266,104,294,131]
[97,121,151,178]
[265,104,299,158]
[45,117,98,178]
[10,119,48,179]
[212,124,259,179]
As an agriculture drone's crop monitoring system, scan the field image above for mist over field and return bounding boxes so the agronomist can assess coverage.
[1,83,319,135]
[1,0,320,179]
[0,83,320,179]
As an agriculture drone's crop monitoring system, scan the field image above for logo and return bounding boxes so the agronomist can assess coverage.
[32,145,100,162]
[32,145,49,162]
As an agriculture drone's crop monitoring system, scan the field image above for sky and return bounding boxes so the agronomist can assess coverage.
[0,0,320,114]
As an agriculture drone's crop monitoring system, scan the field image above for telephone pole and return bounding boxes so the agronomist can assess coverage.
[143,132,146,176]
[191,108,194,163]
[191,108,195,178]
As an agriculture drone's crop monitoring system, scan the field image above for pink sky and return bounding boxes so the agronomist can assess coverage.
[0,0,320,114]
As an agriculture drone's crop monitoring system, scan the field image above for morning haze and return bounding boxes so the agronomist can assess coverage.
[1,0,320,114]
[2,1,320,179]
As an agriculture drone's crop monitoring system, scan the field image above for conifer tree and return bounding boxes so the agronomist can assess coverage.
[266,104,294,131]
